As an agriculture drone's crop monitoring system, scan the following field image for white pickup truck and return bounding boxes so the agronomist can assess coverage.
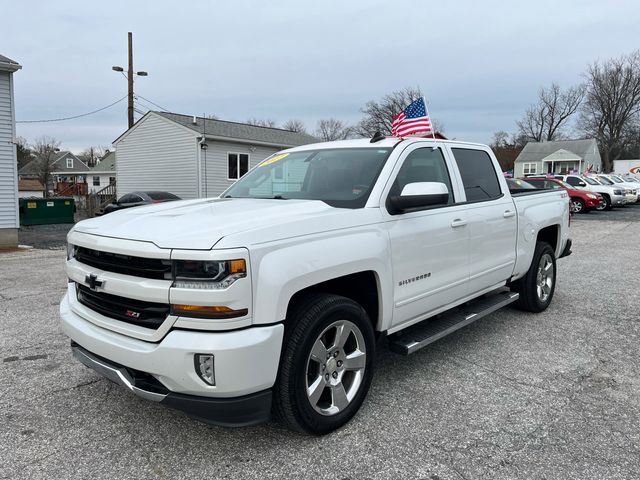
[61,137,572,434]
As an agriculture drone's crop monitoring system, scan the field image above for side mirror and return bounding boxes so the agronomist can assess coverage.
[388,182,449,214]
[577,181,587,187]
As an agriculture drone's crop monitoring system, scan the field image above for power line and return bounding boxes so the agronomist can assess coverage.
[135,94,170,112]
[16,95,128,124]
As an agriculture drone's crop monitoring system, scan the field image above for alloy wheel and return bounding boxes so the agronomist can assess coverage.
[305,320,367,416]
[536,253,554,302]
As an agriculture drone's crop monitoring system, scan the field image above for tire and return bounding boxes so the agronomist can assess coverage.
[571,198,585,214]
[512,242,556,313]
[597,194,612,211]
[273,293,375,435]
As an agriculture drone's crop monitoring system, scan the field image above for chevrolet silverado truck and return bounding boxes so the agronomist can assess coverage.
[61,137,572,434]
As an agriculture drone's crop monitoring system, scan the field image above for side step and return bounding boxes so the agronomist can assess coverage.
[388,290,520,355]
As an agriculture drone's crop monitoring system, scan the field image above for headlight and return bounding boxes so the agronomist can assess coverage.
[614,189,623,195]
[172,259,246,289]
[66,242,76,260]
[587,193,597,199]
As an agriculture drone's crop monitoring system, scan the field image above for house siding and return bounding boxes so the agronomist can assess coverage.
[115,114,199,199]
[200,141,281,197]
[89,172,115,192]
[0,70,18,231]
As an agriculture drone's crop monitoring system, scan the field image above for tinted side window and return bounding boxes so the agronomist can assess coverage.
[565,176,581,186]
[119,194,133,203]
[451,148,502,202]
[389,147,453,204]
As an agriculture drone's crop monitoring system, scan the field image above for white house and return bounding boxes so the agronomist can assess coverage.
[514,139,602,177]
[112,111,317,199]
[89,150,116,192]
[0,54,21,247]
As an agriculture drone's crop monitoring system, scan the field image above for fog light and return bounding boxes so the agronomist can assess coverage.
[195,354,215,386]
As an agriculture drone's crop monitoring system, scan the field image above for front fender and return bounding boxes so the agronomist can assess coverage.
[250,229,392,331]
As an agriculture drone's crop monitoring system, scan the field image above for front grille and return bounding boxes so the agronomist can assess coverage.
[75,247,172,280]
[76,284,169,329]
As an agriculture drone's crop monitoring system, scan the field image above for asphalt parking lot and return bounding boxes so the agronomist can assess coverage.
[2,206,640,480]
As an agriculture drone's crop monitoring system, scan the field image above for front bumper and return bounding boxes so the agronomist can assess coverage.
[611,194,627,206]
[61,292,283,424]
[71,343,272,426]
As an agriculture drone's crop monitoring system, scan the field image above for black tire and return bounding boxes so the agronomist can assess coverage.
[511,242,556,313]
[600,194,612,211]
[571,197,586,214]
[273,293,375,435]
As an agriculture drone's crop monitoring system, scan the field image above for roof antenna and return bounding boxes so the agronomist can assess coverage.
[370,131,385,143]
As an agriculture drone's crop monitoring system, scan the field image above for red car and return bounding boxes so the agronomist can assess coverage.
[522,177,604,213]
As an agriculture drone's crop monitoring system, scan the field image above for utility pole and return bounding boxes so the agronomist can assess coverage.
[112,32,148,130]
[127,32,134,129]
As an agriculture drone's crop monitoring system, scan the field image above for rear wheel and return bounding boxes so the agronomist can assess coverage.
[571,197,585,214]
[273,293,375,435]
[512,242,556,313]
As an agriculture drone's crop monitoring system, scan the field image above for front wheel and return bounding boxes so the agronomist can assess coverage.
[596,194,611,211]
[273,293,375,435]
[512,242,557,313]
[571,198,585,214]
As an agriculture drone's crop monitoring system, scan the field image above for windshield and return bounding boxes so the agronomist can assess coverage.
[583,177,599,185]
[610,175,624,183]
[598,176,614,185]
[507,178,536,190]
[223,147,393,208]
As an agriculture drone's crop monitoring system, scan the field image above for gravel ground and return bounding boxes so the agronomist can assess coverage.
[1,206,639,479]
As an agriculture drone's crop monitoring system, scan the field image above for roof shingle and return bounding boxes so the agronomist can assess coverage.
[153,111,318,147]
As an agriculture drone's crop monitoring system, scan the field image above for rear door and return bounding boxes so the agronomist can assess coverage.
[384,143,470,331]
[447,146,517,295]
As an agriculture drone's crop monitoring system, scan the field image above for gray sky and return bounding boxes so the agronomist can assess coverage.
[3,0,639,152]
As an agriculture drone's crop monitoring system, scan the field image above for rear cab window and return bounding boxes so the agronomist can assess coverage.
[450,148,503,202]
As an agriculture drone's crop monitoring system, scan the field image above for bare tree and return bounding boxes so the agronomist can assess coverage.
[77,145,109,167]
[15,136,33,169]
[31,136,61,198]
[246,118,277,128]
[356,86,426,137]
[282,119,307,133]
[315,118,353,141]
[517,83,584,142]
[580,50,640,172]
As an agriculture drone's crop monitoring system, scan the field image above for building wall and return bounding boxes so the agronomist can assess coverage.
[0,70,18,245]
[115,114,199,199]
[200,141,281,197]
[18,190,44,198]
[88,172,116,192]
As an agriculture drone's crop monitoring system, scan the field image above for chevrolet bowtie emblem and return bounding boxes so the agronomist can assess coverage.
[85,274,104,291]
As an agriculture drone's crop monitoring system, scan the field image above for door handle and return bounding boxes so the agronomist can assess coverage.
[503,210,516,218]
[450,218,467,228]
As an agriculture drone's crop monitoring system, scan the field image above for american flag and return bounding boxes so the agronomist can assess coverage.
[391,97,433,137]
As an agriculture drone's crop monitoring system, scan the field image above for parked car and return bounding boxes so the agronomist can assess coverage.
[102,191,181,214]
[557,174,627,211]
[523,177,603,213]
[598,174,640,204]
[595,175,638,204]
[62,137,571,434]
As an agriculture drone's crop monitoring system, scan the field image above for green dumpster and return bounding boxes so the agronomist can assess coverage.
[19,197,75,225]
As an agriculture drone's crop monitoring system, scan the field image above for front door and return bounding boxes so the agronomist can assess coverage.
[385,144,470,331]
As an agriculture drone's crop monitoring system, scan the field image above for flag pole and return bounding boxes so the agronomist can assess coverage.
[423,96,436,140]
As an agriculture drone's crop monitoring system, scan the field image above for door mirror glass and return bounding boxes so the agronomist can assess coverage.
[388,182,449,213]
[577,181,587,187]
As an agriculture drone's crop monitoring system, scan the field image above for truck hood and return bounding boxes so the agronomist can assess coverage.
[73,198,380,250]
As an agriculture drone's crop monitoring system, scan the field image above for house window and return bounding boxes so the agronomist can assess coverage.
[66,158,73,169]
[93,176,100,186]
[228,153,250,180]
[109,177,116,184]
[523,163,537,175]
